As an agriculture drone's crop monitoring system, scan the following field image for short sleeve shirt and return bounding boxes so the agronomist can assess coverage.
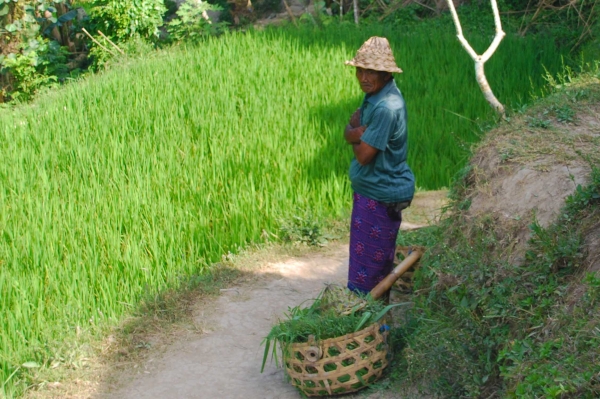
[349,79,415,203]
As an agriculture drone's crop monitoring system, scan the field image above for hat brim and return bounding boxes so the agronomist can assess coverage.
[345,59,403,74]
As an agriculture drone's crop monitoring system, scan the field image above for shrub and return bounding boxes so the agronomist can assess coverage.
[1,41,56,101]
[167,0,227,43]
[0,2,71,101]
[88,0,167,40]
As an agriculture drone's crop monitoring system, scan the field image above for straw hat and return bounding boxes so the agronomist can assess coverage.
[345,36,403,73]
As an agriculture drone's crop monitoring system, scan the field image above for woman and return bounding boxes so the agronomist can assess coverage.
[343,37,415,295]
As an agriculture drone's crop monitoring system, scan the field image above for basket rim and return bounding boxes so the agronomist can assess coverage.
[287,321,384,350]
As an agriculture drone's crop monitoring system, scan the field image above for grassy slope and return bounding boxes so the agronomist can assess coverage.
[394,68,600,398]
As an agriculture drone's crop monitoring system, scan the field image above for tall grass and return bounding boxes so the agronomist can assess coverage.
[0,23,566,395]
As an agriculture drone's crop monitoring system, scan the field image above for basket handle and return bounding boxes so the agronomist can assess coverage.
[369,246,425,300]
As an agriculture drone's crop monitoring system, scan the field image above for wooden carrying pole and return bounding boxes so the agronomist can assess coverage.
[369,246,424,300]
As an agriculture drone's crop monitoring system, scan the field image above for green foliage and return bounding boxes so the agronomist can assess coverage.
[495,170,600,398]
[526,116,551,129]
[88,0,167,40]
[377,2,503,37]
[164,0,178,15]
[279,211,330,246]
[395,166,600,397]
[253,0,281,15]
[166,0,227,43]
[373,0,598,55]
[0,2,72,101]
[1,39,56,101]
[0,1,83,101]
[446,164,473,203]
[1,0,234,102]
[0,0,18,18]
[88,33,156,71]
[566,171,600,209]
[519,0,600,51]
[553,104,576,123]
[261,286,395,371]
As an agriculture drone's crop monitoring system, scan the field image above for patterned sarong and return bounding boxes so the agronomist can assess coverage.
[347,192,401,294]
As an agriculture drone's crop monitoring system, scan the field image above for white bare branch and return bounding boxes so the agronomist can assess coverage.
[446,0,506,115]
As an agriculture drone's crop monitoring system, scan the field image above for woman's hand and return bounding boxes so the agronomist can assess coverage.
[349,108,361,128]
[345,108,365,144]
[344,124,366,145]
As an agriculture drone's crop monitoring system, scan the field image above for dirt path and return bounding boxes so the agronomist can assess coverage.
[91,191,447,399]
[98,246,350,399]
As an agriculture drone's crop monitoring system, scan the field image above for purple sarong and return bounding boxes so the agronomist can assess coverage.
[348,192,401,294]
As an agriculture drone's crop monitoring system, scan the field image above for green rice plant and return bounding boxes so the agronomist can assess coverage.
[276,23,568,188]
[0,22,568,395]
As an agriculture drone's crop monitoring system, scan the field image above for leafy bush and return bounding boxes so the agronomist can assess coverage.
[0,1,73,101]
[88,0,167,40]
[279,211,329,246]
[167,0,227,43]
[1,41,56,101]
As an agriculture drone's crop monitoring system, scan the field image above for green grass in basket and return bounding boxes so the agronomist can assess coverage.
[260,287,408,372]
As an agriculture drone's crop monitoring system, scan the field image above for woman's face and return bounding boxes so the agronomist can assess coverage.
[355,67,391,94]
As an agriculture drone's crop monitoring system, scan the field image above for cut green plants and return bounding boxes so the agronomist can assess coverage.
[261,284,407,396]
[262,285,397,361]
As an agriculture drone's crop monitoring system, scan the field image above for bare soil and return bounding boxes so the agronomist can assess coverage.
[464,96,600,266]
[100,245,353,399]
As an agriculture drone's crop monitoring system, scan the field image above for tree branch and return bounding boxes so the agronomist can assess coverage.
[446,0,506,116]
[81,28,117,57]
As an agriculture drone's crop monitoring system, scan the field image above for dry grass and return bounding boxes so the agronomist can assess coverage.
[485,80,600,168]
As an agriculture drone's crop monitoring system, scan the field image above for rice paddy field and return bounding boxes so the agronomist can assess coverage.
[0,23,567,395]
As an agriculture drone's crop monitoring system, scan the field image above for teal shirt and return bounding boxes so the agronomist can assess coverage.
[349,79,415,203]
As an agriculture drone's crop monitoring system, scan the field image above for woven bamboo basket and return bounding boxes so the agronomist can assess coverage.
[283,321,389,397]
